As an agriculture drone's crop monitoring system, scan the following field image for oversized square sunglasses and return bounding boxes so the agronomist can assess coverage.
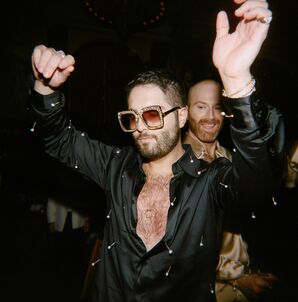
[117,105,181,132]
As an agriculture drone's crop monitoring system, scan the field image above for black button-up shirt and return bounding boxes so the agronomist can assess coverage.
[29,90,284,302]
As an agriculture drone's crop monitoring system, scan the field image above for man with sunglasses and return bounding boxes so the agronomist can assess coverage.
[29,1,284,301]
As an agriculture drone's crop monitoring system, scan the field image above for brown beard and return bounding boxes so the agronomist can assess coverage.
[188,117,223,144]
[134,127,180,160]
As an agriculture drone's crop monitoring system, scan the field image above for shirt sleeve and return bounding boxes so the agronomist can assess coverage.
[29,89,117,190]
[217,88,286,211]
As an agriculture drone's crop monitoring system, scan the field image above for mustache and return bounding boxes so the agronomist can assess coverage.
[135,133,156,140]
[198,118,221,125]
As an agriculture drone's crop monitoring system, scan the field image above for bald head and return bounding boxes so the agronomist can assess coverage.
[187,80,221,106]
[186,79,224,144]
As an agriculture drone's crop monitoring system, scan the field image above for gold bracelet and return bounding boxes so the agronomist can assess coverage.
[222,77,255,98]
[241,84,256,98]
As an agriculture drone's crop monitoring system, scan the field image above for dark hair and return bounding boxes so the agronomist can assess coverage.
[125,69,186,107]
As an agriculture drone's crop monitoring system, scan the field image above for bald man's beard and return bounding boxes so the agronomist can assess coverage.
[188,116,223,143]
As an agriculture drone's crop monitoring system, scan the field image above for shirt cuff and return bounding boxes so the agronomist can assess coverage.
[222,89,268,131]
[30,89,64,111]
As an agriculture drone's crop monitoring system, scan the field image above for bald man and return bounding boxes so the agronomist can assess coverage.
[184,80,229,162]
[184,79,278,302]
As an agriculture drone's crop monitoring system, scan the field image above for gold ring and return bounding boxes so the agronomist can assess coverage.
[259,15,272,25]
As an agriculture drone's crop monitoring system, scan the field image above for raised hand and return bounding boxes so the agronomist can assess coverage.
[213,0,272,95]
[32,44,75,94]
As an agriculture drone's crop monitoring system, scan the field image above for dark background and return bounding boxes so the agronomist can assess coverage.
[0,0,297,301]
[3,0,298,135]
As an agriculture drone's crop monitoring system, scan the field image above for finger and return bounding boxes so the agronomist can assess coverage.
[41,49,74,79]
[235,0,269,18]
[215,11,230,39]
[256,277,271,287]
[34,47,58,77]
[32,45,47,74]
[42,50,65,79]
[265,274,279,283]
[245,9,272,25]
[60,65,75,78]
[58,54,76,70]
[56,50,65,58]
[234,0,268,9]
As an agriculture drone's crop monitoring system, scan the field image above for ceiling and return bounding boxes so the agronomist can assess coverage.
[1,0,297,181]
[4,0,298,135]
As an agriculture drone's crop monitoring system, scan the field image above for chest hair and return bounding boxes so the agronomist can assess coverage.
[136,174,172,251]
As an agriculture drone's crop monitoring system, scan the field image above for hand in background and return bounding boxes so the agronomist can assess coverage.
[237,272,279,299]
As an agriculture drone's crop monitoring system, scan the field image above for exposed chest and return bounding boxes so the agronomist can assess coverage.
[136,174,172,251]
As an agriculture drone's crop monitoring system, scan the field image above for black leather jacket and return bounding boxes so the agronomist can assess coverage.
[29,89,284,302]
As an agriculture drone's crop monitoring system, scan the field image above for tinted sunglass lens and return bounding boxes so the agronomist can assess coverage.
[121,114,136,131]
[142,110,161,127]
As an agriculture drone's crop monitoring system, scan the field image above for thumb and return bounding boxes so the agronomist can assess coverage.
[216,11,229,39]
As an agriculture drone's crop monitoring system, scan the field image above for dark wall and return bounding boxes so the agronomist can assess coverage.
[3,0,298,202]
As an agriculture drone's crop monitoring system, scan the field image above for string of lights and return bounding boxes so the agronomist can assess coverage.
[83,0,166,31]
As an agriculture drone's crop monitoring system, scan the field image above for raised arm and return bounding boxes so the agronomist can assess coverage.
[32,44,75,95]
[211,0,286,209]
[213,0,272,97]
[29,45,116,190]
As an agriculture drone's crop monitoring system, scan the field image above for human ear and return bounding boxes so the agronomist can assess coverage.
[178,106,188,128]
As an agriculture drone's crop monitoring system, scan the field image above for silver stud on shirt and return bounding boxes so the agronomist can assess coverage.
[107,242,116,250]
[67,120,72,129]
[170,197,176,207]
[106,209,112,219]
[197,168,207,175]
[165,242,173,255]
[30,122,37,132]
[200,235,204,247]
[91,258,100,266]
[220,182,228,189]
[74,160,78,169]
[165,265,172,277]
[50,101,60,107]
[221,112,234,118]
[272,197,277,206]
